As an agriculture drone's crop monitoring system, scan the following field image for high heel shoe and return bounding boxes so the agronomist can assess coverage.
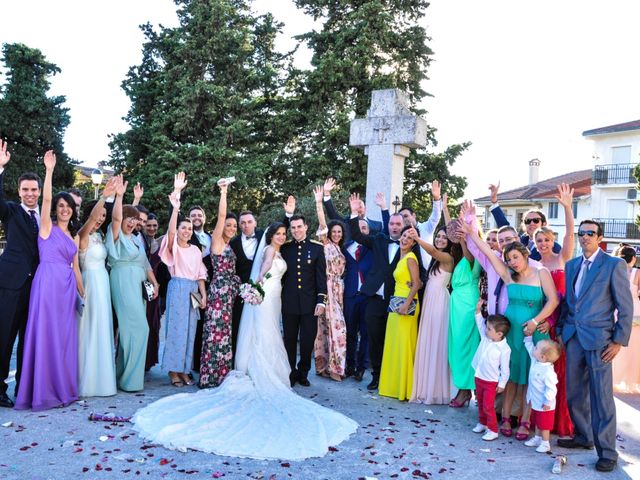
[448,394,471,408]
[499,418,513,437]
[515,420,531,441]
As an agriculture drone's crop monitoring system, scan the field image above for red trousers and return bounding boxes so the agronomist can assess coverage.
[530,408,555,431]
[475,376,498,432]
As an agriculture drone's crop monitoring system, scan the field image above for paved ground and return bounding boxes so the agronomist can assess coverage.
[1,361,639,480]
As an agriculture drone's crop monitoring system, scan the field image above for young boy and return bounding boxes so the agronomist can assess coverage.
[523,335,561,453]
[471,300,511,441]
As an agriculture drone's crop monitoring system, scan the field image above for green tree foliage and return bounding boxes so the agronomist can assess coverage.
[111,0,467,224]
[286,0,468,219]
[109,0,293,220]
[0,43,77,199]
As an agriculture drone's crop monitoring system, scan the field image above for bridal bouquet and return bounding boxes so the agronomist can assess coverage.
[239,274,271,305]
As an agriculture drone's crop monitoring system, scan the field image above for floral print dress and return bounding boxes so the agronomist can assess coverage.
[199,244,240,388]
[314,242,347,379]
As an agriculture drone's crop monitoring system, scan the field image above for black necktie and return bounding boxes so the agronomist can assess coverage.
[389,239,399,245]
[245,235,256,240]
[28,210,38,235]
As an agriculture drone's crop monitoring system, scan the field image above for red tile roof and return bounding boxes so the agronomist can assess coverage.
[475,169,592,203]
[582,120,640,137]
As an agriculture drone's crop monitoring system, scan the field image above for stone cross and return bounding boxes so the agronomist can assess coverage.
[349,89,428,222]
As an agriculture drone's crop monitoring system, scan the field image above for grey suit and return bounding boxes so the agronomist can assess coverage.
[557,250,633,461]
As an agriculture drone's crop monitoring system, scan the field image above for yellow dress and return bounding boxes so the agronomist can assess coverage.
[379,252,420,400]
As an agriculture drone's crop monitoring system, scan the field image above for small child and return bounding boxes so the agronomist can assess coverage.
[470,299,511,441]
[523,335,561,453]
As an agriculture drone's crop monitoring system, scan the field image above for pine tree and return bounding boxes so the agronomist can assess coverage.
[109,0,293,220]
[0,43,77,199]
[288,0,468,218]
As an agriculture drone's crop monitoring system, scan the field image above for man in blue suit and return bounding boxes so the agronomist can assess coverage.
[0,141,41,408]
[343,218,373,381]
[556,219,633,472]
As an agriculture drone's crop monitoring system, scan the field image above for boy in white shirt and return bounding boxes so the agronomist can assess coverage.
[471,300,511,441]
[523,335,561,453]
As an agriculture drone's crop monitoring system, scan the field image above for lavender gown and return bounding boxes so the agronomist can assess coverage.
[15,226,78,411]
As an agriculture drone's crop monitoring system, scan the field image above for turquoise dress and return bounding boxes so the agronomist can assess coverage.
[448,258,481,390]
[504,283,549,385]
[106,227,151,392]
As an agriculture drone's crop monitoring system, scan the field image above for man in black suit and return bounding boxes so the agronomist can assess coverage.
[322,178,383,239]
[280,207,327,387]
[229,210,264,357]
[0,141,41,407]
[348,193,425,391]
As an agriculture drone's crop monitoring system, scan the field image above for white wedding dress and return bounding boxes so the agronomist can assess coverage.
[132,245,358,460]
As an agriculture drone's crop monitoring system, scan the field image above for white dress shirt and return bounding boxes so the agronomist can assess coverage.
[21,204,41,227]
[194,229,211,257]
[471,313,511,388]
[416,199,442,267]
[241,233,258,261]
[524,336,558,410]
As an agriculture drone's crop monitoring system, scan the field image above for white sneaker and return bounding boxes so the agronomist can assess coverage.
[524,435,541,447]
[482,430,499,441]
[472,423,487,433]
[536,441,551,453]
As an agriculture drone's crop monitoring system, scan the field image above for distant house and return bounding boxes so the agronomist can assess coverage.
[474,159,592,242]
[583,119,640,250]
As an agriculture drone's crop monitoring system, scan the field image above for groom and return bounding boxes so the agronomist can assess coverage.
[281,196,327,387]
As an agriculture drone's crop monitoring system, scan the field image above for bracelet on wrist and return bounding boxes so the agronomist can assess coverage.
[531,318,539,326]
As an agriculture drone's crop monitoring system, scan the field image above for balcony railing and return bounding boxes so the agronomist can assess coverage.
[592,163,637,185]
[594,218,640,239]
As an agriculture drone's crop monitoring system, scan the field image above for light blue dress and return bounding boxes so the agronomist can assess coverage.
[78,232,117,397]
[106,226,150,392]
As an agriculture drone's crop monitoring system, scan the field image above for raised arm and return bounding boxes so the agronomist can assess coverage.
[442,192,451,225]
[313,185,329,244]
[348,193,374,248]
[78,177,118,249]
[39,150,56,239]
[322,177,344,221]
[110,175,127,242]
[211,181,230,255]
[488,181,509,228]
[407,227,453,268]
[459,218,510,281]
[417,180,442,233]
[0,140,11,220]
[375,192,390,235]
[131,182,144,207]
[166,191,181,253]
[555,183,575,262]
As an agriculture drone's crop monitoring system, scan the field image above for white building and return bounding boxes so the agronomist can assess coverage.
[475,160,592,243]
[583,119,640,250]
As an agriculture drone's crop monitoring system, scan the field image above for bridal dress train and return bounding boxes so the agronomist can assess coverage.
[133,252,358,460]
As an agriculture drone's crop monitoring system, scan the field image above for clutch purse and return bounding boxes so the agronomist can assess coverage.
[141,280,155,302]
[387,296,417,315]
[190,291,203,309]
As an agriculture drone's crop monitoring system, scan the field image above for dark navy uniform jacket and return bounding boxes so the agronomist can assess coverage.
[280,237,327,315]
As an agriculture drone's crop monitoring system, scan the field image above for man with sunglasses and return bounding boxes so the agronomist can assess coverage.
[488,183,561,260]
[556,220,632,472]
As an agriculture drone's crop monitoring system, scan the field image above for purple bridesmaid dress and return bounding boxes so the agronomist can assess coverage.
[15,226,79,411]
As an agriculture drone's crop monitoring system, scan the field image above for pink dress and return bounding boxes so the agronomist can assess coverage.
[612,268,640,393]
[410,268,452,404]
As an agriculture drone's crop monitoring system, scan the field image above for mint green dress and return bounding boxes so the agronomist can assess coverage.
[448,257,481,390]
[504,283,549,385]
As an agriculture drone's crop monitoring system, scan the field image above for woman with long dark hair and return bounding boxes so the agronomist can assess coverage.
[16,151,84,410]
[409,225,462,404]
[312,186,347,381]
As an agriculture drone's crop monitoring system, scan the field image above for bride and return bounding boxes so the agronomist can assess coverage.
[132,222,358,460]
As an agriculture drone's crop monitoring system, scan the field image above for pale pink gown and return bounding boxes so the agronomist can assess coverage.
[410,268,453,404]
[613,268,640,393]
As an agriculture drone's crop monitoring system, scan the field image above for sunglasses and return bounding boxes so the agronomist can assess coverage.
[524,218,542,225]
[577,230,597,237]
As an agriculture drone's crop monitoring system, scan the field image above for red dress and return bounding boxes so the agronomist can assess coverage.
[546,270,574,437]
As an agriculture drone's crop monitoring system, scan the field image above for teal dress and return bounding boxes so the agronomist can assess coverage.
[448,258,481,390]
[106,227,151,392]
[504,283,549,385]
